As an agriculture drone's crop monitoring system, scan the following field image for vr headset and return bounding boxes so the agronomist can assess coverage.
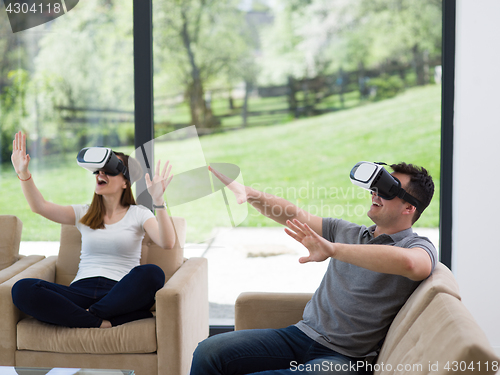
[77,147,130,181]
[350,161,424,212]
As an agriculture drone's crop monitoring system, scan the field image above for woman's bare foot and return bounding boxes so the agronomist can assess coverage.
[100,319,112,329]
[86,308,111,328]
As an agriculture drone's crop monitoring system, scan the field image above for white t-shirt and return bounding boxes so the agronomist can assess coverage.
[71,204,155,283]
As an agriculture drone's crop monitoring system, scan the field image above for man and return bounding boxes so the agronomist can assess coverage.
[190,162,436,375]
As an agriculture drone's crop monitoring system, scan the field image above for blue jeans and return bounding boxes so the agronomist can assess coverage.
[11,264,165,328]
[190,325,364,374]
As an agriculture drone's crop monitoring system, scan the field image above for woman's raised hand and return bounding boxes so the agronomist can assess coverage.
[145,159,173,205]
[11,131,31,179]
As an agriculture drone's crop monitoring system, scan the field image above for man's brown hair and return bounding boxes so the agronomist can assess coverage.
[390,162,434,224]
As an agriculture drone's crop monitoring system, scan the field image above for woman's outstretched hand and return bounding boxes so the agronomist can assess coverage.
[208,165,248,204]
[145,159,173,205]
[11,131,31,179]
[285,219,333,264]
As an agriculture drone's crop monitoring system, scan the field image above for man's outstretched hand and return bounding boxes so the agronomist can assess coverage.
[209,165,248,204]
[285,219,333,264]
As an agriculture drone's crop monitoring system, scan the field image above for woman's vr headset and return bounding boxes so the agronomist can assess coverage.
[349,161,424,212]
[77,147,130,181]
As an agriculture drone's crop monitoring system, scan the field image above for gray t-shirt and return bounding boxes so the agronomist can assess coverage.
[295,218,437,359]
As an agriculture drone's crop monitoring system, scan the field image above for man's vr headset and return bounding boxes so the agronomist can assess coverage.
[77,147,130,181]
[350,161,424,212]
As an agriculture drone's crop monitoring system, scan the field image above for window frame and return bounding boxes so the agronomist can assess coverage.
[439,0,455,270]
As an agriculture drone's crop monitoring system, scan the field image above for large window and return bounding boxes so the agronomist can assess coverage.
[151,0,443,324]
[1,0,444,327]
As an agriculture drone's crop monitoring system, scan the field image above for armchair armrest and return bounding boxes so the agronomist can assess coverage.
[0,256,57,365]
[0,255,45,285]
[235,292,313,331]
[155,257,209,375]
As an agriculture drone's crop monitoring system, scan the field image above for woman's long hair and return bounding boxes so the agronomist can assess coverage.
[80,152,136,230]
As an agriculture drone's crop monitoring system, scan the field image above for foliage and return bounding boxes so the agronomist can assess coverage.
[367,74,405,101]
[0,0,136,161]
[26,0,134,154]
[355,0,442,85]
[257,0,441,85]
[33,0,134,111]
[0,69,29,162]
[0,10,29,161]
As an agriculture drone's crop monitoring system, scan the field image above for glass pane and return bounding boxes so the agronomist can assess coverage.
[0,1,134,245]
[152,0,442,325]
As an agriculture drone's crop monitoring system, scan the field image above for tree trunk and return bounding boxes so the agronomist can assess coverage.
[242,80,252,127]
[357,61,368,99]
[338,67,345,108]
[180,10,219,130]
[412,44,427,86]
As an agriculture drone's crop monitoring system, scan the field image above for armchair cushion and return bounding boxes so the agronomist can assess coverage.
[17,317,157,354]
[0,216,23,271]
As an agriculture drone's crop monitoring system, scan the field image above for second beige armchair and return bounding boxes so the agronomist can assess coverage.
[0,215,44,285]
[234,263,499,375]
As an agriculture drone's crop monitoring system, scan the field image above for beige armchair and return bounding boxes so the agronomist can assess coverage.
[235,263,499,375]
[0,215,44,284]
[0,216,209,375]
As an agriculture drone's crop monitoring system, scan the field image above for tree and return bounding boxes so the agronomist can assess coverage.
[356,0,442,85]
[154,0,256,130]
[26,0,135,152]
[257,0,360,84]
[257,0,441,87]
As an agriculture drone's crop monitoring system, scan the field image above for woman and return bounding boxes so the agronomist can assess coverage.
[11,131,175,329]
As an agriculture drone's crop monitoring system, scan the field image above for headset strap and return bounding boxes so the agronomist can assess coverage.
[116,162,130,181]
[397,189,424,213]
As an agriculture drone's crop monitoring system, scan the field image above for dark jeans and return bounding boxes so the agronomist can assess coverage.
[11,264,165,328]
[190,325,364,374]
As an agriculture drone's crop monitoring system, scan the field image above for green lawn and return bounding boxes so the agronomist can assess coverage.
[0,84,441,242]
